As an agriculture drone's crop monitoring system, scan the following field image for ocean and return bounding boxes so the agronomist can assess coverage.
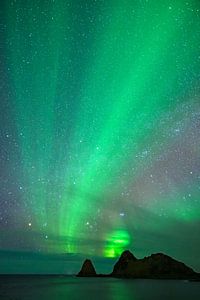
[0,276,200,300]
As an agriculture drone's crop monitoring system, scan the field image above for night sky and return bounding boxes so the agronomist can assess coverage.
[0,0,200,274]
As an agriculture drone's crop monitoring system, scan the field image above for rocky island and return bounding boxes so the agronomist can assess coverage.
[77,259,97,277]
[77,250,200,280]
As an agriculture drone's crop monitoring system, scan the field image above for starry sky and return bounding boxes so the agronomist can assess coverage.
[0,0,200,274]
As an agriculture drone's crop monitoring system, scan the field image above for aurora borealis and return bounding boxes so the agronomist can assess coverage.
[0,0,200,274]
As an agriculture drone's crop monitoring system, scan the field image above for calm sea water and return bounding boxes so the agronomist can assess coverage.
[0,276,200,300]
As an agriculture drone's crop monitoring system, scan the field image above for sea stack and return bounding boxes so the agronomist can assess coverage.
[77,259,97,277]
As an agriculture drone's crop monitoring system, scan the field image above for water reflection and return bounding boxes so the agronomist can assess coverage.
[0,276,200,300]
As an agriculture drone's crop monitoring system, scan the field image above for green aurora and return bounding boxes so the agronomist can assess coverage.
[0,0,200,273]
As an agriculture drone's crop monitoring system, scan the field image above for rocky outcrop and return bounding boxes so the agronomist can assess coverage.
[111,250,137,276]
[111,251,197,279]
[77,250,199,279]
[76,259,97,277]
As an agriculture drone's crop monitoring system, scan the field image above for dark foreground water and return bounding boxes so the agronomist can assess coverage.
[0,276,200,300]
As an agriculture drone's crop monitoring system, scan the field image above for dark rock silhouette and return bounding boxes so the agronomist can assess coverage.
[111,250,197,279]
[77,250,200,279]
[76,259,97,277]
[111,250,137,276]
